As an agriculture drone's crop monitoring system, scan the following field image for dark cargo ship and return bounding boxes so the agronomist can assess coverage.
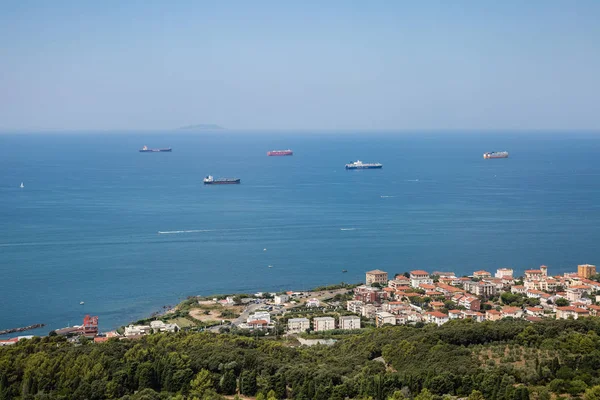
[203,175,240,185]
[139,145,172,152]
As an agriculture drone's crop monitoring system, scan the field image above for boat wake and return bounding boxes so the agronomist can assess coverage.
[406,179,420,182]
[340,228,358,231]
[380,195,395,198]
[158,229,215,234]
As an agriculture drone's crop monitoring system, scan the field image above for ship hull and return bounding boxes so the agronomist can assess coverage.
[483,154,508,159]
[345,165,383,169]
[140,148,172,152]
[267,151,293,156]
[204,180,240,185]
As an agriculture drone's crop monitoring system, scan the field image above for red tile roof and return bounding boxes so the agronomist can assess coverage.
[410,270,429,275]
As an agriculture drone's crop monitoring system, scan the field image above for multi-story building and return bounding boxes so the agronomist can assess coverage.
[247,311,271,324]
[566,285,591,302]
[388,278,411,289]
[354,285,387,304]
[375,311,396,327]
[463,281,497,297]
[362,304,381,319]
[556,306,590,320]
[473,270,492,278]
[274,294,289,304]
[578,264,597,279]
[410,270,433,288]
[495,268,514,279]
[339,315,361,330]
[425,311,449,326]
[366,269,389,285]
[458,295,481,311]
[313,317,335,332]
[287,318,310,333]
[346,300,364,314]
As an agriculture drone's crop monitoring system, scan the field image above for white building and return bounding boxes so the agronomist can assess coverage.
[347,300,364,314]
[124,324,152,337]
[274,294,289,304]
[410,270,433,288]
[376,311,396,327]
[306,298,320,307]
[339,315,361,330]
[287,318,310,333]
[495,268,514,279]
[150,321,179,333]
[313,317,336,332]
[247,311,271,324]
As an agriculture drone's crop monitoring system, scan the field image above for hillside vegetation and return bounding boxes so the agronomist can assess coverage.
[2,319,600,399]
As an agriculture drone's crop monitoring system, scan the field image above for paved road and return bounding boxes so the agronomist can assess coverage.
[206,302,264,332]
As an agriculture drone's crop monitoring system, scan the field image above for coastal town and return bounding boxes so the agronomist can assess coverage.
[4,263,599,347]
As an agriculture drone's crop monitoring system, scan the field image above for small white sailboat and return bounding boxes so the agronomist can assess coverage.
[268,265,273,268]
[80,301,85,305]
[20,182,24,188]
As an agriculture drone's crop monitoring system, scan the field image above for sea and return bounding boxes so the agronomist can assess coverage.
[1,130,600,336]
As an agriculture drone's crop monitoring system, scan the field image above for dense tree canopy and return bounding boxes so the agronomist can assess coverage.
[2,319,600,399]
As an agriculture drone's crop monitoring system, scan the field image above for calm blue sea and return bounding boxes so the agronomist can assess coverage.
[1,131,600,336]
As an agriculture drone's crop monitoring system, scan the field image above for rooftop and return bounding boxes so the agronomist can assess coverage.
[410,270,429,276]
[366,269,388,275]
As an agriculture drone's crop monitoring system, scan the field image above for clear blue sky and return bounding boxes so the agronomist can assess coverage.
[1,1,599,131]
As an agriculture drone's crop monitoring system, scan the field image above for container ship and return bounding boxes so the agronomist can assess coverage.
[483,151,509,159]
[140,145,172,152]
[345,160,383,170]
[267,149,293,156]
[203,175,240,185]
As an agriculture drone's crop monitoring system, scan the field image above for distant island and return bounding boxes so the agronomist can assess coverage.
[176,124,224,131]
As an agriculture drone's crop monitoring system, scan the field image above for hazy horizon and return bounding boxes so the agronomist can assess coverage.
[2,1,600,131]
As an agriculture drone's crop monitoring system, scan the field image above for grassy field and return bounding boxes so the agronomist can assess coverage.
[167,317,197,328]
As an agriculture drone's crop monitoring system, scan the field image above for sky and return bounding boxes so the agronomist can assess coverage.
[1,1,599,131]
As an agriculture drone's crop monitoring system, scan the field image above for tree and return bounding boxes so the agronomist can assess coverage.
[415,388,434,400]
[220,370,237,395]
[468,390,485,400]
[256,393,266,400]
[555,298,570,307]
[389,391,406,400]
[584,385,600,400]
[267,389,278,400]
[190,370,213,398]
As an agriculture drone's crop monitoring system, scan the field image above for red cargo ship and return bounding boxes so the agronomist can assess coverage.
[267,149,293,156]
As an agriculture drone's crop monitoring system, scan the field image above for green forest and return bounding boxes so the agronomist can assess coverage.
[2,319,600,400]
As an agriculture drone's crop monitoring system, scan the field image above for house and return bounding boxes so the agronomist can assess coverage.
[0,338,19,346]
[526,289,545,299]
[495,268,514,279]
[366,269,389,285]
[376,311,396,327]
[313,317,335,332]
[339,315,361,330]
[274,294,289,304]
[94,337,109,343]
[287,318,310,333]
[448,310,462,320]
[556,307,590,320]
[473,270,492,278]
[306,298,320,307]
[501,306,523,319]
[425,311,449,326]
[462,311,486,323]
[248,311,271,324]
[430,301,445,310]
[511,285,527,295]
[433,271,457,278]
[410,270,433,288]
[525,307,545,317]
[248,320,269,330]
[525,268,546,280]
[486,310,502,321]
[588,305,600,316]
[436,283,464,297]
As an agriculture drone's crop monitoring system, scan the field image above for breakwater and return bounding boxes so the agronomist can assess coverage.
[0,324,45,336]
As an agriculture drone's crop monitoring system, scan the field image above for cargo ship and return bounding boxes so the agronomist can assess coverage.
[203,175,240,185]
[345,160,383,170]
[267,149,293,156]
[483,151,509,159]
[139,145,172,152]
